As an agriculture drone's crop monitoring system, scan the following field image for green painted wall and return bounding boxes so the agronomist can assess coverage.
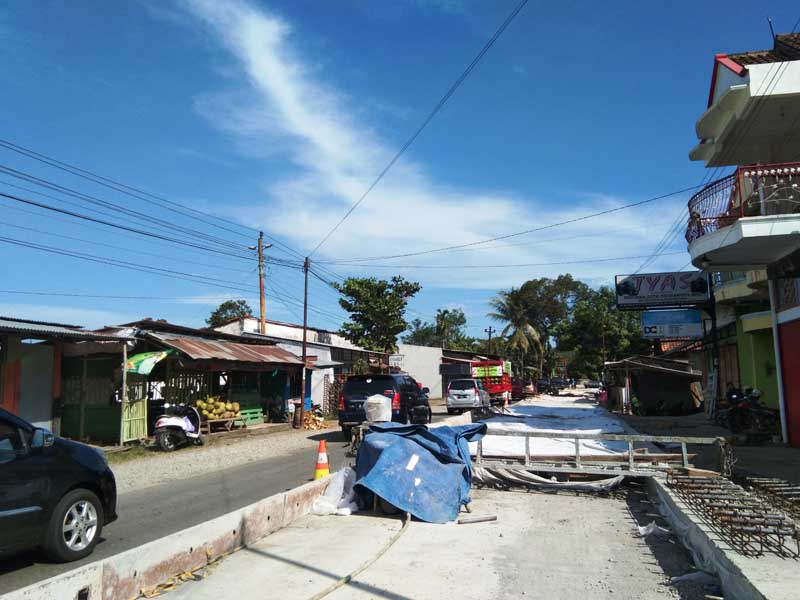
[736,319,779,409]
[61,405,120,442]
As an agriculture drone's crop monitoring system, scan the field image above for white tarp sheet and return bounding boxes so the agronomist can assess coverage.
[468,399,630,458]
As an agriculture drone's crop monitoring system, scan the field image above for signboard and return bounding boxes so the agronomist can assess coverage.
[388,354,404,368]
[615,271,709,310]
[470,361,511,378]
[641,310,703,339]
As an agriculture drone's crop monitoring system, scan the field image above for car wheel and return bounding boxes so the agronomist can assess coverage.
[194,435,204,446]
[341,426,352,442]
[447,408,456,415]
[428,408,432,423]
[43,489,104,562]
[156,430,179,452]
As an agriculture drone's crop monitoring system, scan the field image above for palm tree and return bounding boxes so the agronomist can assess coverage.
[487,288,543,376]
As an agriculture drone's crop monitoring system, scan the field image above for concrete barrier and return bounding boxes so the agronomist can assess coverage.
[7,477,330,600]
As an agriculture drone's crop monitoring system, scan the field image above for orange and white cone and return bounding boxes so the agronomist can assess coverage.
[314,439,330,480]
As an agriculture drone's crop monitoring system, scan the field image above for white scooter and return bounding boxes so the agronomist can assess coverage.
[153,403,203,451]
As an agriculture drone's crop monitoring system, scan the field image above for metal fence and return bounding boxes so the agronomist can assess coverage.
[685,163,800,243]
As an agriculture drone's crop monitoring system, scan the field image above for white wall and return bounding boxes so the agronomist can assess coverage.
[397,344,443,398]
[274,339,333,408]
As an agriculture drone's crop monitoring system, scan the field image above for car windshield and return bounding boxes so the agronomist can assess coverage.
[449,380,475,390]
[344,377,395,396]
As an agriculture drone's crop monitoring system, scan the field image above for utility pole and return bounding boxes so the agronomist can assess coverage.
[257,232,266,335]
[252,233,272,335]
[707,273,720,420]
[484,326,495,354]
[298,256,310,428]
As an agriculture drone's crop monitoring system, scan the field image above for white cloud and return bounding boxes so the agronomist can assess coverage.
[178,0,691,291]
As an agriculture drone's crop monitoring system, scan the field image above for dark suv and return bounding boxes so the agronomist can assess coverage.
[338,374,431,440]
[0,408,117,562]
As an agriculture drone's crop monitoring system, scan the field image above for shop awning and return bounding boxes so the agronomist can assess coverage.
[145,331,304,366]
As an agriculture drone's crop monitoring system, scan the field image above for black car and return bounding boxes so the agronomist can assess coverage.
[549,377,568,395]
[535,378,550,394]
[0,408,117,562]
[338,374,431,440]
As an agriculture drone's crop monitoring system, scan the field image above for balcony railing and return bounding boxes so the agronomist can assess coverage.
[685,163,800,243]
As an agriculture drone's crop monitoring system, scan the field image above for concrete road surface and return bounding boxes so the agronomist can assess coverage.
[0,408,454,595]
[0,430,349,595]
[164,487,703,600]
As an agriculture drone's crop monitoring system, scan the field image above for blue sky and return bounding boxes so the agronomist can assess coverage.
[0,0,797,335]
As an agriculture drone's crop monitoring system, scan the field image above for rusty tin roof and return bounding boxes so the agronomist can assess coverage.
[145,331,303,365]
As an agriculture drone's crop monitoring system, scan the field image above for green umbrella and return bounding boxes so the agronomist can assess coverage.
[125,350,172,375]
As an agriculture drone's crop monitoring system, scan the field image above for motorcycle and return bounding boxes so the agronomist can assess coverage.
[719,388,780,436]
[153,403,203,451]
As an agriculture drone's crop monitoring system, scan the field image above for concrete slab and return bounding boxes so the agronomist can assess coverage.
[165,488,696,600]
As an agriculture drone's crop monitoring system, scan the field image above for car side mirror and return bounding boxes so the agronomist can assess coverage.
[422,387,430,394]
[31,428,55,450]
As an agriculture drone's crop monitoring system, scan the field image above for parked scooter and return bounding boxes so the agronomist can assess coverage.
[718,387,779,436]
[153,403,203,451]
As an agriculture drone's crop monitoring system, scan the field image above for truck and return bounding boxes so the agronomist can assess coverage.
[470,360,512,406]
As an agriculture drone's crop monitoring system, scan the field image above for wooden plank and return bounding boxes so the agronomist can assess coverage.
[476,460,657,478]
[475,453,696,463]
[524,436,530,467]
[483,430,723,444]
[628,441,634,471]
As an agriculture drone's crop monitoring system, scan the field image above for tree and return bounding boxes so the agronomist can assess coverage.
[518,275,591,373]
[333,276,421,353]
[554,286,651,378]
[403,308,469,349]
[403,318,438,346]
[487,288,543,376]
[206,299,253,328]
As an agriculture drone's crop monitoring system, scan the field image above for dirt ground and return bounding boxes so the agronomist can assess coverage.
[165,486,709,600]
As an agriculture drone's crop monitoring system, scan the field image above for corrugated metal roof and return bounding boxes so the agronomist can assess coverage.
[0,317,129,341]
[145,331,303,365]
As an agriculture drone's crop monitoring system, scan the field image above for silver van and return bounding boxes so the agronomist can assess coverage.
[446,379,490,414]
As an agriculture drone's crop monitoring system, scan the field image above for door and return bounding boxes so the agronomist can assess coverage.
[1,361,21,415]
[0,417,45,551]
[719,343,741,397]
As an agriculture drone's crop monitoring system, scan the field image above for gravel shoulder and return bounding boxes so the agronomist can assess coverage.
[111,426,342,494]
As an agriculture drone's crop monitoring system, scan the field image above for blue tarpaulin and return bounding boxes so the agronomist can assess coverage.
[355,422,487,524]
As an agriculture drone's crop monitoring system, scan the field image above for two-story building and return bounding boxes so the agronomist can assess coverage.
[685,32,800,445]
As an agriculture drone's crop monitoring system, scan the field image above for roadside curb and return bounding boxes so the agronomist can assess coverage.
[6,477,330,600]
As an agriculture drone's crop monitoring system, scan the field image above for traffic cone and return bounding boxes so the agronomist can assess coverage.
[314,439,330,480]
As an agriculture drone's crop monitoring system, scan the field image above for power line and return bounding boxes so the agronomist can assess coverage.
[0,219,257,274]
[0,190,257,260]
[0,163,249,252]
[325,251,685,270]
[318,184,706,263]
[0,195,257,266]
[0,140,310,262]
[0,138,259,239]
[0,234,259,293]
[308,0,530,257]
[0,289,247,302]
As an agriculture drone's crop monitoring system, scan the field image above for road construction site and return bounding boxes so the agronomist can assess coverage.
[6,391,800,600]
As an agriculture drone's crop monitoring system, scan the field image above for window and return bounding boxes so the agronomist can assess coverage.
[449,380,476,391]
[0,419,24,453]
